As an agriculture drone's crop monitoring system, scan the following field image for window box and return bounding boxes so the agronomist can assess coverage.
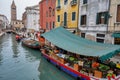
[56,5,61,11]
[70,0,77,6]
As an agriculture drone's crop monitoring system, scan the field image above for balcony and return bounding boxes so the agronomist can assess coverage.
[70,0,77,6]
[56,5,61,11]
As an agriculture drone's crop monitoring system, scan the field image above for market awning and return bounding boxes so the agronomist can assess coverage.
[42,27,120,61]
[112,32,120,38]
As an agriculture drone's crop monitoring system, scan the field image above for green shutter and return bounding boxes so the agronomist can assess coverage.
[58,15,60,22]
[81,16,83,25]
[96,13,99,24]
[83,0,87,4]
[72,12,76,21]
[58,0,60,6]
[104,12,109,24]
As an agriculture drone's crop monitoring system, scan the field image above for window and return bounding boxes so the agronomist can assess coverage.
[52,9,55,16]
[50,22,51,30]
[83,0,87,4]
[46,11,48,17]
[72,12,76,21]
[58,15,60,22]
[81,15,87,25]
[49,7,51,17]
[96,38,104,43]
[97,34,105,37]
[96,12,108,24]
[96,33,105,43]
[114,38,120,45]
[64,0,68,5]
[46,22,49,30]
[117,5,120,22]
[53,22,55,29]
[81,33,85,38]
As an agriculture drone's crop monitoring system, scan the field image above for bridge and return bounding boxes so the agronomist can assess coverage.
[5,29,16,34]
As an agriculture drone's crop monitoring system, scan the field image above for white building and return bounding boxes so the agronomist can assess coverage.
[79,0,110,43]
[0,14,9,30]
[25,5,40,32]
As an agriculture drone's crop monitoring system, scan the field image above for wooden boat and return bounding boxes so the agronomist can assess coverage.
[22,39,40,49]
[40,27,120,80]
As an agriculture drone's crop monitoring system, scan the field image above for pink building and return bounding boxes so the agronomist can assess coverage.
[39,0,56,32]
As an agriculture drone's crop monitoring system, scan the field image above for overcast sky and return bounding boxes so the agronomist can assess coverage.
[0,0,41,22]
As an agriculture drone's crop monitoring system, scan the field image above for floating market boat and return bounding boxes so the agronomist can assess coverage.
[40,27,120,80]
[22,38,40,49]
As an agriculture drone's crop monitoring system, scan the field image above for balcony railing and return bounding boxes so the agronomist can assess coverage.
[56,5,61,11]
[70,0,77,6]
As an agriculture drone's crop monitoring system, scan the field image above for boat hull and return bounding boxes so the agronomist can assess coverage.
[42,52,91,80]
[22,40,40,50]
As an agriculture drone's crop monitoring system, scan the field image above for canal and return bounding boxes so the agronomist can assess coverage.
[0,34,75,80]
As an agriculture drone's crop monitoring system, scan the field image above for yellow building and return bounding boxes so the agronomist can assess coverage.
[55,0,79,32]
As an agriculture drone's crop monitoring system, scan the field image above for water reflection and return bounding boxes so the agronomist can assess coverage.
[0,34,75,80]
[22,46,41,62]
[38,57,75,80]
[12,36,19,58]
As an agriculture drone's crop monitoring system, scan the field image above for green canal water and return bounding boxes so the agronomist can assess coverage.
[0,34,75,80]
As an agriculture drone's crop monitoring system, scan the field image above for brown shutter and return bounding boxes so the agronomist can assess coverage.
[117,5,120,22]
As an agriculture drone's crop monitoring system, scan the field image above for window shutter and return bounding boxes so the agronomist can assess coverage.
[81,16,83,25]
[83,0,87,4]
[96,13,99,24]
[58,0,60,6]
[104,12,109,24]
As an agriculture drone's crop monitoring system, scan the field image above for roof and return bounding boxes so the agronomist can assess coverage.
[11,0,16,7]
[42,27,120,61]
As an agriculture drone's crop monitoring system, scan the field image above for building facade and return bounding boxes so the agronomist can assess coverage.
[79,0,110,43]
[108,0,120,45]
[56,0,79,32]
[25,5,39,32]
[22,12,27,28]
[11,20,24,31]
[0,14,9,30]
[39,0,56,32]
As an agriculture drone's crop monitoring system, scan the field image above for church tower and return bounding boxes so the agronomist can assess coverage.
[11,0,17,21]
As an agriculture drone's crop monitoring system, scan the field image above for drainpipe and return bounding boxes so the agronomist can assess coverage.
[76,0,80,35]
[107,0,111,33]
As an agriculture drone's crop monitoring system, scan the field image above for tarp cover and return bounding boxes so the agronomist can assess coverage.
[112,32,120,38]
[42,27,120,61]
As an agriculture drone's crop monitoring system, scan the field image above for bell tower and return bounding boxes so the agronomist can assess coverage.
[11,0,17,21]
